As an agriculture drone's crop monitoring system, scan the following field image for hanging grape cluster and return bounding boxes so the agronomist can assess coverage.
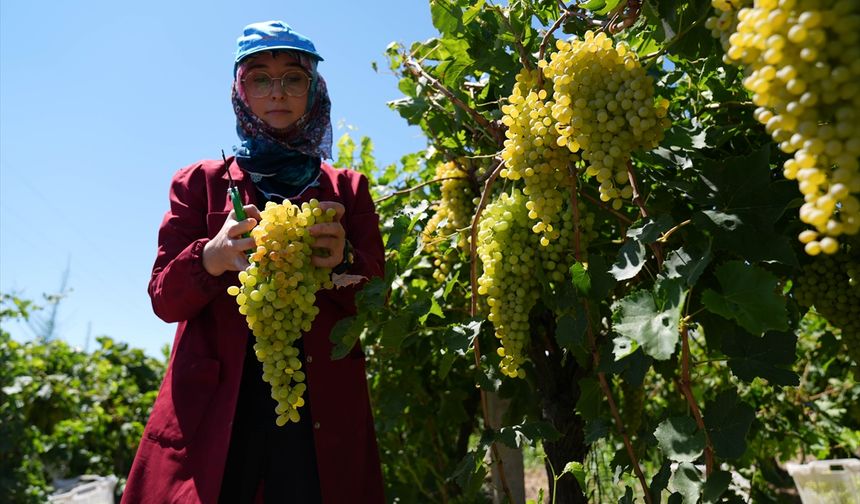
[422,161,476,283]
[712,0,860,255]
[793,247,860,368]
[476,190,575,378]
[541,30,670,210]
[227,199,335,426]
[500,69,579,246]
[706,0,753,55]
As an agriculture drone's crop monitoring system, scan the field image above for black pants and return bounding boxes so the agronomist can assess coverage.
[219,334,322,504]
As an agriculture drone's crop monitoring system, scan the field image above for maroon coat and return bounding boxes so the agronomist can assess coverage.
[123,159,385,503]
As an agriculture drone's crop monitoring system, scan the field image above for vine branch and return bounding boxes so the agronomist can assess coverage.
[679,322,715,477]
[403,56,505,146]
[374,177,466,204]
[467,158,513,504]
[492,5,534,72]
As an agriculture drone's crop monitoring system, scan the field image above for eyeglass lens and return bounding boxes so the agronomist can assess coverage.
[245,71,310,98]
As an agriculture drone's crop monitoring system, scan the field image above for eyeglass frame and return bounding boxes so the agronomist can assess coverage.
[240,69,312,98]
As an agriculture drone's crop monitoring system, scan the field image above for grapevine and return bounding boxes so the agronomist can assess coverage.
[227,199,336,426]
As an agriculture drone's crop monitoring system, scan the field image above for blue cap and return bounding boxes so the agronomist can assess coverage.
[235,21,323,68]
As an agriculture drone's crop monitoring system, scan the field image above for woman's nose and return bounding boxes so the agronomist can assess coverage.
[270,79,286,98]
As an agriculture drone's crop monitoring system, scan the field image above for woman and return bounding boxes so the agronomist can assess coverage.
[122,21,385,504]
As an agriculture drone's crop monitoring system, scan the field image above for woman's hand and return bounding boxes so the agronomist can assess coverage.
[202,205,261,276]
[308,201,346,268]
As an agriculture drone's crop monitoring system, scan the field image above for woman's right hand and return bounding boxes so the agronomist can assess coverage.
[202,205,261,276]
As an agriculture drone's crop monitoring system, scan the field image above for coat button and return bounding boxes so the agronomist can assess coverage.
[314,422,321,429]
[307,355,313,363]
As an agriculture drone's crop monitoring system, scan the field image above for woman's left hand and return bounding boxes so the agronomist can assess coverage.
[308,201,346,268]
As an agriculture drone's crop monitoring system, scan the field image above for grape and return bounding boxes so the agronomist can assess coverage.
[228,198,335,425]
[705,0,752,58]
[422,161,477,283]
[500,69,580,246]
[714,0,860,253]
[476,189,576,378]
[793,246,860,369]
[542,30,670,211]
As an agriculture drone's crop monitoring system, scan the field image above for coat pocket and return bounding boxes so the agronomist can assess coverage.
[206,211,230,240]
[146,353,221,449]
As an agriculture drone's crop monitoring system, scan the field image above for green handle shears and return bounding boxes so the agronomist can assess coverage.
[222,150,248,224]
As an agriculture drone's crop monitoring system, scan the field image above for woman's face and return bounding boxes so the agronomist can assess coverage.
[239,51,309,130]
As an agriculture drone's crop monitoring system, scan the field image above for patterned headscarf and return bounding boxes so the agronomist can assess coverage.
[232,50,333,199]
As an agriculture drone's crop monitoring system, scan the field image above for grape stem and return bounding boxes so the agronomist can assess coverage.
[657,219,692,243]
[490,4,534,72]
[641,5,711,68]
[569,167,653,503]
[604,0,642,34]
[373,176,467,204]
[678,321,715,477]
[467,158,514,504]
[403,56,506,146]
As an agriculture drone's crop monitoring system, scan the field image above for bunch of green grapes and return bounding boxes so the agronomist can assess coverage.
[717,0,860,255]
[705,0,753,57]
[541,30,670,210]
[793,247,860,367]
[422,161,476,283]
[500,69,580,246]
[476,190,576,378]
[227,199,335,426]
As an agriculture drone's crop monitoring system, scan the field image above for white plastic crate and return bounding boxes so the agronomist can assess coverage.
[48,475,117,504]
[785,458,860,504]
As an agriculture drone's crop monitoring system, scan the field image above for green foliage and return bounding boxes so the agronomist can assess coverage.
[341,0,860,501]
[0,295,165,503]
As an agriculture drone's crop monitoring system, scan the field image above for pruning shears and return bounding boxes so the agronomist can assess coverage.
[222,150,251,240]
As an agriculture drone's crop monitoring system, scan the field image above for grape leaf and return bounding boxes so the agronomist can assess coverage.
[702,470,732,503]
[661,245,712,287]
[380,314,412,348]
[556,311,587,351]
[701,261,788,335]
[570,262,591,295]
[610,240,647,281]
[671,463,704,504]
[329,315,360,360]
[722,330,799,385]
[704,391,755,460]
[627,215,675,243]
[650,461,672,503]
[430,0,462,35]
[688,146,799,265]
[496,421,561,449]
[575,377,603,420]
[585,418,611,444]
[611,278,687,360]
[655,416,705,462]
[562,461,587,490]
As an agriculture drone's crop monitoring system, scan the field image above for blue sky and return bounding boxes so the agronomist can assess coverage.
[0,1,437,356]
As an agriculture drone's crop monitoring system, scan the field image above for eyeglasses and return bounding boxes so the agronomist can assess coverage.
[241,70,311,98]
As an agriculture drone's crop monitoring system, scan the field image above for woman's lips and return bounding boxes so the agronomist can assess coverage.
[266,109,292,115]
